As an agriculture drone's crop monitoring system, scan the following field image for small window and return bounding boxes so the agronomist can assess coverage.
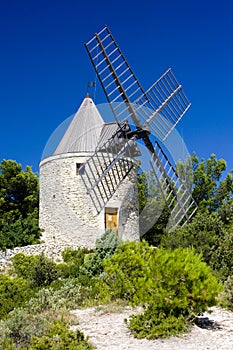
[76,163,83,175]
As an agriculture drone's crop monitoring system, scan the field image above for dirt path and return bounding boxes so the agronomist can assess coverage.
[71,306,233,350]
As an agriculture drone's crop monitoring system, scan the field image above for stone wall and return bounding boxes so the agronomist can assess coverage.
[39,153,139,248]
[0,243,81,268]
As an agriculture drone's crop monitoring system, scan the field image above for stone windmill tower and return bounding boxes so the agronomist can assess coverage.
[39,94,140,248]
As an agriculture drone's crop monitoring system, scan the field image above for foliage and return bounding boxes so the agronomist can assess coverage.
[137,171,170,246]
[62,247,88,264]
[24,278,96,313]
[29,253,58,288]
[0,275,31,320]
[140,247,221,317]
[220,275,233,310]
[81,229,121,278]
[58,247,89,279]
[128,311,187,339]
[11,253,38,279]
[23,286,70,314]
[137,170,147,213]
[0,211,41,250]
[158,154,233,282]
[161,211,225,260]
[160,211,233,280]
[100,240,153,303]
[138,154,233,249]
[101,241,221,338]
[0,338,16,349]
[184,153,233,214]
[0,159,41,249]
[0,307,59,349]
[11,252,58,288]
[29,320,94,350]
[191,153,227,210]
[0,276,96,348]
[218,198,233,226]
[210,231,233,280]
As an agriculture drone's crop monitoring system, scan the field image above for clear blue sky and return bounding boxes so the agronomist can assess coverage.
[0,0,232,174]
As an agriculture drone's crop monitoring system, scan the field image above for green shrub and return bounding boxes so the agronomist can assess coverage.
[11,253,38,279]
[0,276,98,348]
[11,252,58,288]
[61,247,88,264]
[58,247,89,279]
[29,253,58,288]
[81,229,121,278]
[0,338,16,349]
[160,211,232,280]
[23,278,95,313]
[128,247,222,338]
[0,275,31,320]
[127,310,187,339]
[29,320,94,349]
[23,287,69,314]
[0,278,92,348]
[101,242,222,338]
[142,248,221,317]
[100,240,153,302]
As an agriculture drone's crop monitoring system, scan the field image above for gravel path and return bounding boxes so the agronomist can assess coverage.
[71,306,233,350]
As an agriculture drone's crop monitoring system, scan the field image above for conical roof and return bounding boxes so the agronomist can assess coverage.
[54,94,104,155]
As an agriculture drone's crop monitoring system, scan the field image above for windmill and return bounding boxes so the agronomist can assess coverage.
[80,25,197,231]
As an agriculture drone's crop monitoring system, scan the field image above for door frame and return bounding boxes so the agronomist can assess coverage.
[105,207,118,233]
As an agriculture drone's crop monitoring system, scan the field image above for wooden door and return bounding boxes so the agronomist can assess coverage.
[105,210,118,232]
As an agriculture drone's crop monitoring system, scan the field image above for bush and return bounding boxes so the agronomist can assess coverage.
[57,247,89,279]
[29,320,94,349]
[81,229,121,278]
[0,275,31,320]
[11,252,58,288]
[0,307,52,348]
[101,242,222,338]
[29,253,58,288]
[100,240,153,302]
[0,277,94,348]
[160,211,231,280]
[0,338,15,349]
[128,310,187,339]
[142,248,221,317]
[23,278,96,313]
[11,253,38,279]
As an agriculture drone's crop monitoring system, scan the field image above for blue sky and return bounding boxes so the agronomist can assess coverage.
[0,0,232,174]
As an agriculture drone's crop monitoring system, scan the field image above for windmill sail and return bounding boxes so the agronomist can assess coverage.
[79,127,138,213]
[85,26,190,141]
[150,142,198,229]
[85,26,147,128]
[84,25,197,228]
[135,69,191,141]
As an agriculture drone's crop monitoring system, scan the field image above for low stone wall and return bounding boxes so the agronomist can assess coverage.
[0,243,81,267]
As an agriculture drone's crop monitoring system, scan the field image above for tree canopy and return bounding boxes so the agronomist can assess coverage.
[139,153,233,254]
[0,159,41,249]
[191,153,233,212]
